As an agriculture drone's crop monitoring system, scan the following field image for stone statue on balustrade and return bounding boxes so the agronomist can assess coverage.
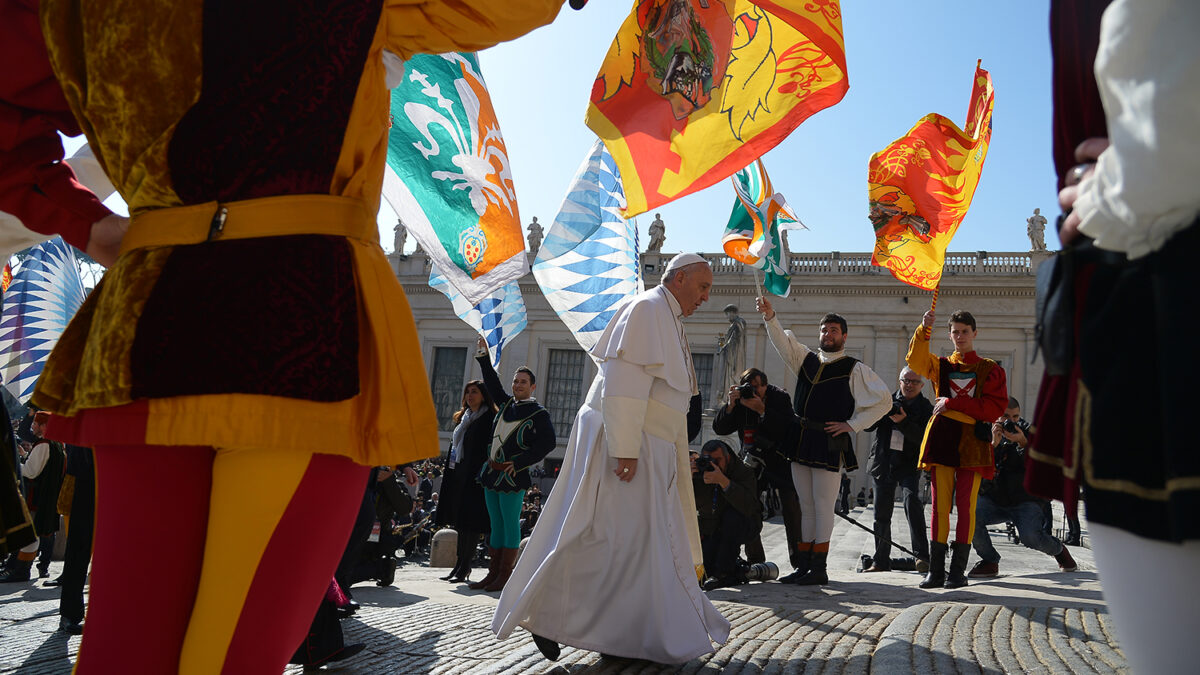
[1026,208,1047,251]
[715,304,747,407]
[393,219,408,257]
[646,213,666,253]
[527,216,544,256]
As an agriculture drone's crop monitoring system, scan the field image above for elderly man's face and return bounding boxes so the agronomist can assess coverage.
[672,265,713,317]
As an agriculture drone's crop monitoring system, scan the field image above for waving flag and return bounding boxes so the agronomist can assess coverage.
[868,62,995,291]
[429,264,527,368]
[533,140,643,351]
[587,0,847,217]
[0,237,86,403]
[383,52,526,306]
[721,159,797,296]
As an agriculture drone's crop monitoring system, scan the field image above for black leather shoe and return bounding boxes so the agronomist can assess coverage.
[531,632,560,661]
[59,617,84,635]
[702,575,747,591]
[778,569,807,584]
[43,577,63,587]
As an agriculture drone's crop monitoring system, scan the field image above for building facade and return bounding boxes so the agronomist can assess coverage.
[396,248,1049,494]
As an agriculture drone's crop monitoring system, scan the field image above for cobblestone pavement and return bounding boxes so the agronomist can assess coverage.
[2,505,1126,674]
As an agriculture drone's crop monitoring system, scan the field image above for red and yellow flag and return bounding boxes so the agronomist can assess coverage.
[868,62,994,291]
[587,0,848,218]
[1,263,10,294]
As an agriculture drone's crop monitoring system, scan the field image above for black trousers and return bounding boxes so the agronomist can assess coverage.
[60,471,95,623]
[454,529,479,572]
[334,488,376,597]
[743,486,803,568]
[701,507,755,578]
[36,534,55,574]
[873,470,929,563]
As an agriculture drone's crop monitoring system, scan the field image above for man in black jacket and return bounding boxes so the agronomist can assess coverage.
[712,368,804,572]
[693,439,761,590]
[864,367,933,572]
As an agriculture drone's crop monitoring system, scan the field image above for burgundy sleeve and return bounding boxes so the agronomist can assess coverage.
[0,0,110,251]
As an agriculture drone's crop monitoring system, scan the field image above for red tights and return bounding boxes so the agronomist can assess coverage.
[75,445,367,674]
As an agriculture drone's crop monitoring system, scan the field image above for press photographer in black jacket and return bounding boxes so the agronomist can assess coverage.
[712,368,804,572]
[693,439,762,590]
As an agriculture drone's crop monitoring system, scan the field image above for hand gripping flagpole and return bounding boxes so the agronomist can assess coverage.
[924,283,941,340]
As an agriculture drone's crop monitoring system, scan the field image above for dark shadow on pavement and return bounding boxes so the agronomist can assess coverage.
[16,629,73,675]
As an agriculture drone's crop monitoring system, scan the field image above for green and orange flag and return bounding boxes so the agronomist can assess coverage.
[587,0,848,218]
[868,61,995,291]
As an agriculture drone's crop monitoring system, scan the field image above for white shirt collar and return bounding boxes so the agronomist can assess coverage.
[660,285,684,319]
[817,348,846,364]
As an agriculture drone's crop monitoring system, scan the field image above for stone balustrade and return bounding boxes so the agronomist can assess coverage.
[642,250,1042,277]
[406,249,1047,279]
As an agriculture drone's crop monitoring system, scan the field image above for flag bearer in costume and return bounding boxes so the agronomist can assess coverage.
[468,337,555,593]
[0,1,567,672]
[756,298,893,586]
[906,309,1007,589]
[493,254,730,665]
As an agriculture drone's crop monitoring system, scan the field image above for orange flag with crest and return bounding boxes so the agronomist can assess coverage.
[868,62,994,291]
[587,0,848,218]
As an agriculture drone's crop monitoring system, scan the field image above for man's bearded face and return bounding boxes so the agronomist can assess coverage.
[819,322,846,353]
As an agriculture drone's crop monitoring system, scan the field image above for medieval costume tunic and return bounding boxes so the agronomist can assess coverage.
[763,316,891,580]
[22,436,65,545]
[0,2,567,671]
[475,354,556,499]
[469,352,555,591]
[906,327,1007,545]
[1026,2,1200,672]
[492,285,729,664]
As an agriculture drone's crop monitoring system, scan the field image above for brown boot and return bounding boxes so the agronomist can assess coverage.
[484,548,519,592]
[468,548,500,590]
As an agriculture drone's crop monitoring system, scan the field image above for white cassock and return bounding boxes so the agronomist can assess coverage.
[491,285,730,663]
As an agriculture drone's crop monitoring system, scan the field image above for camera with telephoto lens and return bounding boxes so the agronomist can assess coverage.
[695,453,716,473]
[1001,419,1019,434]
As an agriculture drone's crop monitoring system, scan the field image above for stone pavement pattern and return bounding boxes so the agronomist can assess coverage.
[1,504,1127,674]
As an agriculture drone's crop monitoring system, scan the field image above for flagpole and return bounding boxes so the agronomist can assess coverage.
[752,265,764,300]
[924,283,941,340]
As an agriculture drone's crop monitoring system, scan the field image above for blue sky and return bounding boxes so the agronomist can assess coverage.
[81,1,1059,257]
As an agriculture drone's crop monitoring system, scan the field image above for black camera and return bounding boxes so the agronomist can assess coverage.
[1001,419,1019,434]
[889,402,903,417]
[695,453,716,473]
[737,382,756,399]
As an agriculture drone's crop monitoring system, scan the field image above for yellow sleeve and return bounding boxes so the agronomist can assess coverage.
[383,0,565,59]
[906,326,940,384]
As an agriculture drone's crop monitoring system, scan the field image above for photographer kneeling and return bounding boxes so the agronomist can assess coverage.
[712,368,805,573]
[694,439,763,591]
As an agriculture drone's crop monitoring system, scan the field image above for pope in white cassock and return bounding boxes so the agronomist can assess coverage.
[492,253,731,664]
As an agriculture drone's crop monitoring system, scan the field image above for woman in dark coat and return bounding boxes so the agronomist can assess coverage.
[437,380,496,583]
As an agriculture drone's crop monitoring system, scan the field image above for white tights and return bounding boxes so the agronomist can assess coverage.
[790,464,841,543]
[1090,522,1200,673]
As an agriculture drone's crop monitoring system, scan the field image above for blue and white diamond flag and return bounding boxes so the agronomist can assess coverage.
[533,140,643,352]
[0,237,86,403]
[429,263,526,367]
